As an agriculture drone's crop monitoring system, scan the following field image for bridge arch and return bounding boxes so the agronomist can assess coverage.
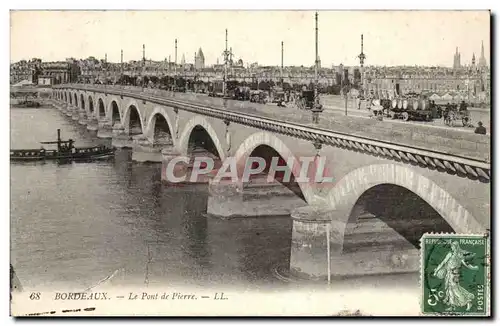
[122,100,144,135]
[80,93,85,111]
[325,163,484,236]
[108,100,121,125]
[178,116,226,160]
[145,107,176,147]
[97,97,106,119]
[88,95,94,116]
[234,131,315,204]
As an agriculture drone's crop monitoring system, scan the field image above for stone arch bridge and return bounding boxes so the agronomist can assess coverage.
[52,84,490,279]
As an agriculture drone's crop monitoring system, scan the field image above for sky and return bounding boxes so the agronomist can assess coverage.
[10,10,490,67]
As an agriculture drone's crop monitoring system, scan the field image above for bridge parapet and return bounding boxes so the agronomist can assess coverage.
[55,84,490,183]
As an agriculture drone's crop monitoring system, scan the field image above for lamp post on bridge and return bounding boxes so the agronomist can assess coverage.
[357,34,367,99]
[311,11,324,124]
[120,49,124,85]
[281,41,284,89]
[339,63,347,116]
[174,39,178,93]
[193,51,197,92]
[222,28,229,99]
[104,53,108,83]
[139,44,146,91]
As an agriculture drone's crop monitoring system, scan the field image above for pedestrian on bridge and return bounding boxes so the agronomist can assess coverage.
[474,121,487,135]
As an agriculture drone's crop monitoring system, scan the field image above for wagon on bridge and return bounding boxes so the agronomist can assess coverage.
[381,94,441,122]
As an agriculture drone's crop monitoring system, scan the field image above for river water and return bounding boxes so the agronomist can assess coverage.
[10,106,419,314]
[10,106,304,290]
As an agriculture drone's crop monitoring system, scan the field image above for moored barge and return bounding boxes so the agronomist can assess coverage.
[11,129,116,162]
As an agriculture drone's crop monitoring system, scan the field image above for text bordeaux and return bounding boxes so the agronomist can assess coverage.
[54,292,109,300]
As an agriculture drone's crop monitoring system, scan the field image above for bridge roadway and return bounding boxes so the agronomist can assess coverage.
[51,84,491,279]
[85,85,489,160]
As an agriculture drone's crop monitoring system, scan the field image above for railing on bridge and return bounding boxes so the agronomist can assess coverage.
[55,84,491,182]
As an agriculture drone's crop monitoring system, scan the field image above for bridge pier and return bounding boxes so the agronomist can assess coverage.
[59,103,66,112]
[60,102,68,113]
[111,123,132,148]
[131,134,173,163]
[161,146,182,183]
[78,109,88,125]
[86,116,99,131]
[206,176,306,218]
[97,118,113,139]
[57,102,65,112]
[161,147,224,185]
[289,205,344,280]
[71,106,79,120]
[289,205,420,280]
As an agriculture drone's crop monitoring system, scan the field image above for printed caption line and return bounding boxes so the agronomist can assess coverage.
[23,307,96,316]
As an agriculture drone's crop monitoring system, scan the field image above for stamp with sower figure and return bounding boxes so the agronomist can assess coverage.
[420,233,490,316]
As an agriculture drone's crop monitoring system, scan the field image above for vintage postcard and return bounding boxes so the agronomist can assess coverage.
[9,10,491,317]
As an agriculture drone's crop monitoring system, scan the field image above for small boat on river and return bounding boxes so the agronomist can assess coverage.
[10,129,116,162]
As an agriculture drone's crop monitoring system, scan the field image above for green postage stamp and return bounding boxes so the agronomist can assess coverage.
[421,233,490,316]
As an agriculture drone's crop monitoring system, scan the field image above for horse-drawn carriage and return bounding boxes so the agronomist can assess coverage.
[270,87,286,107]
[443,102,471,127]
[231,86,251,101]
[250,90,267,104]
[295,90,315,110]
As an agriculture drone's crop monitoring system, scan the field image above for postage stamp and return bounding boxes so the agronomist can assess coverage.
[420,233,490,316]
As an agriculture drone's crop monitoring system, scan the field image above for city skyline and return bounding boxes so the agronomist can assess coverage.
[11,11,490,67]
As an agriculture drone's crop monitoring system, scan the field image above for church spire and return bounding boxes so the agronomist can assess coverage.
[453,46,461,69]
[478,40,487,68]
